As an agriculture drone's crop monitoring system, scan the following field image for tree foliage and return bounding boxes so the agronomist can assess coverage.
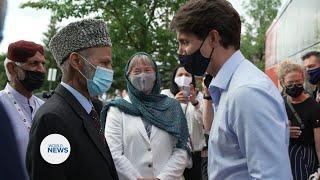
[0,54,7,89]
[22,0,186,91]
[38,16,61,92]
[240,0,281,70]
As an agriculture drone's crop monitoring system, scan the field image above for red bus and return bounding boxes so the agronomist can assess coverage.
[265,0,320,87]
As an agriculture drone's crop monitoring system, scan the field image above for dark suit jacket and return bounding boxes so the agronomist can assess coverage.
[26,84,119,180]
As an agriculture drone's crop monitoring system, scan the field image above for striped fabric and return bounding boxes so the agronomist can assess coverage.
[289,143,318,180]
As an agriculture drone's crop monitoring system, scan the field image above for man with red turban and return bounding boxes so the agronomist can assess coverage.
[0,40,46,178]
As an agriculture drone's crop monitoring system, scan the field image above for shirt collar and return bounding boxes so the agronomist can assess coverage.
[5,83,35,105]
[209,50,244,91]
[61,82,93,114]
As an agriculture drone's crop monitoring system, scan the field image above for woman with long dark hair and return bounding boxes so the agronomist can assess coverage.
[161,65,206,180]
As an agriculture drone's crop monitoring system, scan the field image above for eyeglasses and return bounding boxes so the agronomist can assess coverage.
[285,83,303,88]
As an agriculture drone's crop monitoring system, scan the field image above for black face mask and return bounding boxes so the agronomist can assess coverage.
[285,84,304,98]
[19,70,45,92]
[178,36,214,76]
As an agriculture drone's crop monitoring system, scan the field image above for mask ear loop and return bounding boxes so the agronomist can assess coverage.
[77,67,89,80]
[76,53,97,70]
[13,62,27,81]
[199,32,214,60]
[74,53,96,80]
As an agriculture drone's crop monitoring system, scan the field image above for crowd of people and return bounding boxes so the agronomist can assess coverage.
[1,0,320,180]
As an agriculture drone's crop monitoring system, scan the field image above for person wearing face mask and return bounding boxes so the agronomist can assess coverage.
[302,51,320,103]
[277,61,320,180]
[171,0,292,179]
[0,40,46,178]
[26,19,119,180]
[102,52,190,180]
[161,65,205,180]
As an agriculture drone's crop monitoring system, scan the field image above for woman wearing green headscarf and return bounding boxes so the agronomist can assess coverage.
[101,52,190,180]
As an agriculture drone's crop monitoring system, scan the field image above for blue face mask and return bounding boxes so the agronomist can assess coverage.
[178,36,214,76]
[77,54,114,97]
[307,67,320,85]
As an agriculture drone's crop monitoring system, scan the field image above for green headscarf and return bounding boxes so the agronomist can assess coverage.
[100,52,190,153]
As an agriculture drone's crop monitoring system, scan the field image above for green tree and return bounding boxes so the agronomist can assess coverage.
[240,0,281,70]
[37,16,61,93]
[22,0,186,91]
[0,54,7,89]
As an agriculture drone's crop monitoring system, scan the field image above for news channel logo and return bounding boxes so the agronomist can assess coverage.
[40,134,71,164]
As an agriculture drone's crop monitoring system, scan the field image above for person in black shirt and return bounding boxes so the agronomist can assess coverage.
[302,51,320,103]
[278,61,320,180]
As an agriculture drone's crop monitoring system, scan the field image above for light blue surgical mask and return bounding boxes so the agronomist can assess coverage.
[77,54,114,97]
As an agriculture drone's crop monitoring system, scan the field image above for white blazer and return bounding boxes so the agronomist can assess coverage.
[105,96,189,180]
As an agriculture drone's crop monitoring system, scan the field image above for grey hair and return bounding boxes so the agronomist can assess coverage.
[127,54,155,75]
[59,60,70,75]
[4,58,12,81]
[58,48,90,76]
[4,58,28,82]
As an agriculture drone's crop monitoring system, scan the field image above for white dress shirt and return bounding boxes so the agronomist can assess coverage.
[60,82,93,114]
[0,83,44,176]
[161,89,206,152]
[105,96,189,180]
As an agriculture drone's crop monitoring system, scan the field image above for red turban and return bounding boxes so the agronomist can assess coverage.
[7,40,44,63]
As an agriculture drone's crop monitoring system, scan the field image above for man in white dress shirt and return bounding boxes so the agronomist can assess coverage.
[0,40,46,177]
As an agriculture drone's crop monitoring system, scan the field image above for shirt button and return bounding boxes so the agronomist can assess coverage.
[148,163,152,168]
